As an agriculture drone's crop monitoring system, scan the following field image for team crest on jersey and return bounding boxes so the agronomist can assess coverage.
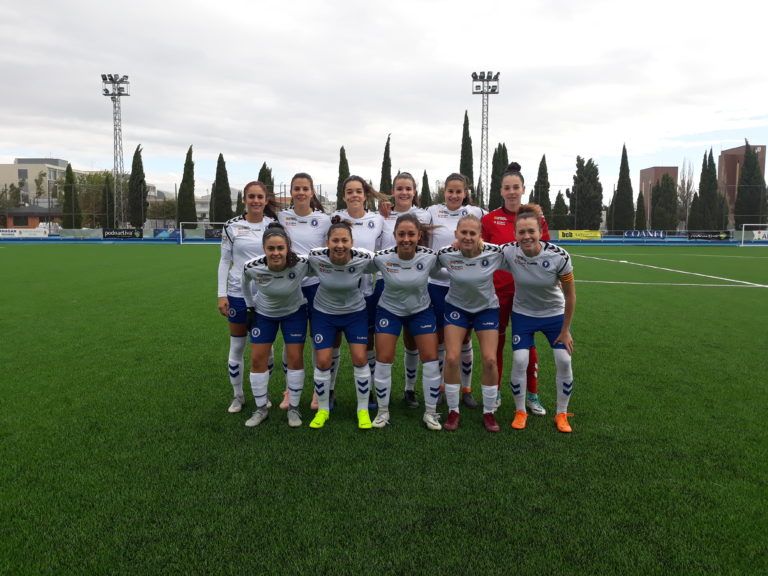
[348,266,356,273]
[367,221,375,228]
[481,258,489,267]
[379,318,389,328]
[314,334,323,344]
[251,327,261,338]
[461,209,468,216]
[311,218,318,227]
[288,271,296,279]
[542,260,550,269]
[416,262,424,270]
[512,335,521,345]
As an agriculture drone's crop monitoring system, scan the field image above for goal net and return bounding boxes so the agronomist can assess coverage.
[739,224,768,247]
[179,222,226,244]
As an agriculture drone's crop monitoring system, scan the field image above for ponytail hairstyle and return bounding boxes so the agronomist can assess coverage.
[343,175,391,210]
[444,172,472,206]
[501,161,525,185]
[243,180,279,220]
[516,203,543,231]
[393,171,420,207]
[327,214,354,241]
[262,222,300,267]
[290,172,325,213]
[394,212,436,248]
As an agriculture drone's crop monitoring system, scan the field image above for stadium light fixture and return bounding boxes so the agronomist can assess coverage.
[471,72,478,80]
[469,68,501,209]
[101,74,108,82]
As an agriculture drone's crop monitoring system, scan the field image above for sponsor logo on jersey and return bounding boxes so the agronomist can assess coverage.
[256,274,272,285]
[251,327,261,338]
[379,318,389,328]
[314,334,324,344]
[542,260,550,269]
[512,335,521,345]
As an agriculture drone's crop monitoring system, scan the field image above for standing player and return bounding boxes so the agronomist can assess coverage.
[502,204,576,433]
[307,218,376,430]
[437,215,505,432]
[327,176,386,403]
[277,172,331,410]
[241,223,309,428]
[481,162,549,415]
[379,172,432,408]
[216,181,277,414]
[428,173,485,408]
[370,214,442,431]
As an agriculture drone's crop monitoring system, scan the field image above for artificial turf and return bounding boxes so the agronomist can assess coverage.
[1,244,766,575]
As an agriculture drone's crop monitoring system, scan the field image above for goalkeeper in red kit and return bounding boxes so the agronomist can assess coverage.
[481,162,549,415]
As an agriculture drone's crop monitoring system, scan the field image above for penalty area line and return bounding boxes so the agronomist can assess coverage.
[574,254,768,288]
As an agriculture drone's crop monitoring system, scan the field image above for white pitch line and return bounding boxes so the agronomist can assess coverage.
[577,280,761,288]
[574,254,768,288]
[572,252,768,259]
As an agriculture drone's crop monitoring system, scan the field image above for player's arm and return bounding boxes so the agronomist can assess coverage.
[554,271,576,355]
[217,233,233,316]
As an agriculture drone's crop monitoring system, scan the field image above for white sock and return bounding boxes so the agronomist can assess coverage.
[329,347,341,391]
[249,371,269,408]
[422,361,441,414]
[228,336,246,399]
[353,364,371,412]
[482,385,497,414]
[460,341,473,391]
[373,361,392,410]
[367,349,376,379]
[404,348,419,391]
[554,348,574,413]
[437,343,446,373]
[286,369,305,409]
[511,348,529,412]
[313,367,331,411]
[445,383,461,412]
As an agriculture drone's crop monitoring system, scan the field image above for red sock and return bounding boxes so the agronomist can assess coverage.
[527,346,538,394]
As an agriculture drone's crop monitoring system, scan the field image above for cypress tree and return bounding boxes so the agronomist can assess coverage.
[459,111,474,195]
[209,181,216,222]
[211,153,233,227]
[127,144,148,228]
[257,162,274,194]
[651,174,678,230]
[336,146,350,210]
[697,149,720,228]
[488,144,502,211]
[99,172,115,228]
[687,193,702,230]
[531,154,552,221]
[571,156,603,229]
[420,171,432,208]
[62,164,81,229]
[177,145,197,228]
[734,140,767,227]
[235,191,244,215]
[606,190,616,232]
[635,190,647,229]
[612,145,635,231]
[552,191,570,230]
[379,135,392,194]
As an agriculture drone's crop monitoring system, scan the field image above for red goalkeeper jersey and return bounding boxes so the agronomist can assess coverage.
[481,206,551,296]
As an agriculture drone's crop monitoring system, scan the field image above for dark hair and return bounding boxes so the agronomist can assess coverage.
[394,213,434,248]
[516,203,543,230]
[327,214,353,241]
[444,173,471,206]
[393,171,419,207]
[501,162,525,185]
[243,181,279,220]
[262,222,300,267]
[343,175,390,210]
[290,172,325,213]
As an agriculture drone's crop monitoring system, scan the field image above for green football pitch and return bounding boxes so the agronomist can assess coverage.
[1,244,766,575]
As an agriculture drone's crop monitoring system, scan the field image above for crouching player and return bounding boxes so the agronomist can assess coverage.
[502,204,576,433]
[241,223,309,428]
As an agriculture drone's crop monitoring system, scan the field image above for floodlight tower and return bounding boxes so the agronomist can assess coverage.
[471,71,500,208]
[101,73,130,225]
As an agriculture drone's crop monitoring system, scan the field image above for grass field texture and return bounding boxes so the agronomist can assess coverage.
[1,244,766,575]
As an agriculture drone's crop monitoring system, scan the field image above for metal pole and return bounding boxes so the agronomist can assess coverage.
[479,89,489,208]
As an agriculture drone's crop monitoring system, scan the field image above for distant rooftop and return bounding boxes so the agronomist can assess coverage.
[15,158,69,168]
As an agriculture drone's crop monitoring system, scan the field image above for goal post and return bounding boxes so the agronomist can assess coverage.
[179,222,226,245]
[739,224,768,247]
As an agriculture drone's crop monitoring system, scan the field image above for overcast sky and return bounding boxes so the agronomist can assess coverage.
[1,0,766,204]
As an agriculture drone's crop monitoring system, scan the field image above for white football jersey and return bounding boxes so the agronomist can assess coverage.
[217,215,274,298]
[277,209,331,288]
[373,246,439,316]
[331,210,385,296]
[502,242,574,317]
[428,204,486,287]
[308,248,375,315]
[242,256,309,318]
[437,243,504,313]
[379,206,432,250]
